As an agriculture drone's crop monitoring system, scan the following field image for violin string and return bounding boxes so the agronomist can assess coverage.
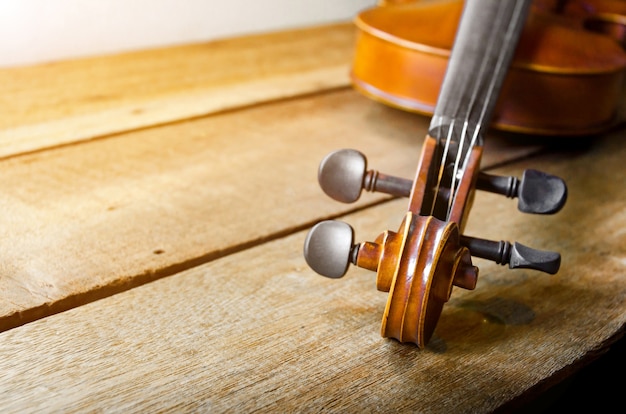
[445,0,511,219]
[474,0,527,136]
[446,118,469,217]
[430,118,455,216]
[447,0,528,220]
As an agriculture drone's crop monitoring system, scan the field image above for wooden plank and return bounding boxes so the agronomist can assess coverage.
[0,23,354,159]
[0,131,623,413]
[0,89,541,333]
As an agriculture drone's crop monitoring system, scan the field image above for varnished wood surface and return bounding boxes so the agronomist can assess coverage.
[0,22,624,413]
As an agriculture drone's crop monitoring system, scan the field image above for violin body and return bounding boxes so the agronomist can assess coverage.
[352,0,626,135]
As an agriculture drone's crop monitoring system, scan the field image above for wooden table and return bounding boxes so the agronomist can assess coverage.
[1,23,624,413]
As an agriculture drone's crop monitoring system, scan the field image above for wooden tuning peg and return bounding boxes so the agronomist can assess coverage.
[461,235,561,274]
[476,169,567,214]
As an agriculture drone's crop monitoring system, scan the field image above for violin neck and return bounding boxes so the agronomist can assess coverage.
[420,0,532,221]
[429,0,532,147]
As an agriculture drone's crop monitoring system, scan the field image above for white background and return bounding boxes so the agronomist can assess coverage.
[0,0,376,68]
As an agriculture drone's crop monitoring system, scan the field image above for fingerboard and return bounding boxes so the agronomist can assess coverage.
[424,0,531,219]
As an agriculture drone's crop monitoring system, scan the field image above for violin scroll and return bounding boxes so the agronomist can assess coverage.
[375,213,476,346]
[304,211,478,348]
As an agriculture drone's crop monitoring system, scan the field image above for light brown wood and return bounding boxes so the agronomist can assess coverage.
[0,130,624,413]
[0,88,539,333]
[2,21,623,412]
[0,23,354,159]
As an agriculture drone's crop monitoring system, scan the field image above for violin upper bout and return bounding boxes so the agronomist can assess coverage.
[378,212,477,348]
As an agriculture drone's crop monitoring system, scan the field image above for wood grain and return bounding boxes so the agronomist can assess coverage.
[0,131,623,413]
[0,88,541,333]
[0,23,354,159]
[3,21,622,412]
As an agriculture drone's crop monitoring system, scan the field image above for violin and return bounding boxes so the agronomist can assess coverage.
[351,0,626,135]
[303,0,626,349]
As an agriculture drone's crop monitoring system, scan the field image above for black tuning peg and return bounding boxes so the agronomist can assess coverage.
[476,169,567,214]
[318,149,412,203]
[303,220,357,278]
[460,235,561,275]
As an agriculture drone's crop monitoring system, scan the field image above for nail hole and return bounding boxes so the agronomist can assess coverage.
[153,249,165,255]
